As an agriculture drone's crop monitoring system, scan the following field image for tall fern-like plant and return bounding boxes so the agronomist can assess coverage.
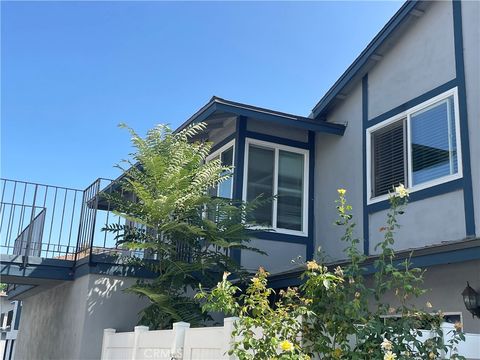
[103,122,263,329]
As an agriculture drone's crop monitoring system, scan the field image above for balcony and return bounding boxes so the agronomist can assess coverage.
[0,178,150,293]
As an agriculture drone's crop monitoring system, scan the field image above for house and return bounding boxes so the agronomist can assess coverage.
[1,0,479,358]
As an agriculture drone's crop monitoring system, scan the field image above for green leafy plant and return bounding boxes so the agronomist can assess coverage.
[103,122,264,329]
[199,186,466,359]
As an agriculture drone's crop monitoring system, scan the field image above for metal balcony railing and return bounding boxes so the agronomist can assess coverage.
[0,178,137,262]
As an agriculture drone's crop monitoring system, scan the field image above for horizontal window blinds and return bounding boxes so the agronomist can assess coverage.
[372,120,406,197]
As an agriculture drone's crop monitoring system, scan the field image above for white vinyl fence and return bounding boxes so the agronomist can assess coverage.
[101,318,480,360]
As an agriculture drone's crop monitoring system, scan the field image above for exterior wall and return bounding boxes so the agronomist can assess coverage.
[315,83,364,261]
[462,0,480,236]
[365,0,467,252]
[246,118,309,142]
[369,190,466,253]
[14,274,149,360]
[241,239,306,274]
[366,259,480,334]
[368,1,456,119]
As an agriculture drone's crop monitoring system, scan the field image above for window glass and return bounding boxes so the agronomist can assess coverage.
[372,120,405,197]
[411,97,458,185]
[246,146,274,226]
[218,147,234,198]
[277,150,304,230]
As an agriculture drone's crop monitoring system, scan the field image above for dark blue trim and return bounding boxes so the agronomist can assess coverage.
[367,178,464,213]
[244,131,310,149]
[362,75,370,256]
[307,131,315,260]
[231,116,247,264]
[367,79,458,127]
[312,1,420,118]
[268,245,480,289]
[252,231,308,244]
[74,255,158,279]
[453,0,476,237]
[210,133,236,153]
[0,255,74,282]
[362,246,480,275]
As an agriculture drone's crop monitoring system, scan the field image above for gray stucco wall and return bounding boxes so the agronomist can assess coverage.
[14,274,148,360]
[246,118,309,142]
[369,190,466,254]
[368,0,456,119]
[316,83,364,262]
[461,0,480,236]
[367,259,480,334]
[241,239,306,274]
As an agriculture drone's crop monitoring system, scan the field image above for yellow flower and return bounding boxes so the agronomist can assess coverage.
[279,340,294,352]
[429,352,436,359]
[337,188,347,196]
[393,183,409,198]
[332,348,342,358]
[388,307,396,314]
[384,351,396,360]
[454,321,463,332]
[426,301,433,308]
[381,338,393,351]
[251,277,261,286]
[306,260,320,271]
[222,271,231,281]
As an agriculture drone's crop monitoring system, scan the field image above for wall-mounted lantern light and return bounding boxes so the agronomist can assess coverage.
[462,282,480,318]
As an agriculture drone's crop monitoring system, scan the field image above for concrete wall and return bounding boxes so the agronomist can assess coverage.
[462,0,480,236]
[14,274,149,360]
[316,83,364,262]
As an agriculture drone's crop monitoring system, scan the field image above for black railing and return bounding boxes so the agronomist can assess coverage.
[0,178,133,261]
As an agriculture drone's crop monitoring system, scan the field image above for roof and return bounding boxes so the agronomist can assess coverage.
[176,96,346,135]
[311,0,423,119]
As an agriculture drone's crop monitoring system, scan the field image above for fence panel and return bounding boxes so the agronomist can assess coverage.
[101,319,480,360]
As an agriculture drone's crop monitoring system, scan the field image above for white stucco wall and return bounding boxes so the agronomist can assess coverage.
[14,274,149,360]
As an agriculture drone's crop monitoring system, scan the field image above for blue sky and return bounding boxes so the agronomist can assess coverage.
[2,0,403,190]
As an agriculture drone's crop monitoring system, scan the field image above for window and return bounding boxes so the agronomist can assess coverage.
[206,140,235,199]
[368,88,462,203]
[244,139,308,235]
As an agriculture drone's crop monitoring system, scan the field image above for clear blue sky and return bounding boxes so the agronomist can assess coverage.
[2,0,403,190]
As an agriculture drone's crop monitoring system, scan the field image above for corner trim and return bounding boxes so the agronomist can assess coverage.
[362,74,370,255]
[452,0,476,236]
[231,116,247,264]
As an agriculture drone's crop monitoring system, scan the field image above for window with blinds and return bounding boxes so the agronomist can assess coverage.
[372,120,406,197]
[368,89,461,201]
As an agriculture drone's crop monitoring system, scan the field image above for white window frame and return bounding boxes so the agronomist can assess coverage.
[367,87,462,205]
[206,139,235,199]
[242,138,309,237]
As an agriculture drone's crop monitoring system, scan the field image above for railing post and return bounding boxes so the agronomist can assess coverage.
[22,185,38,266]
[172,321,190,359]
[440,322,455,358]
[132,325,149,360]
[101,328,116,360]
[222,317,238,359]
